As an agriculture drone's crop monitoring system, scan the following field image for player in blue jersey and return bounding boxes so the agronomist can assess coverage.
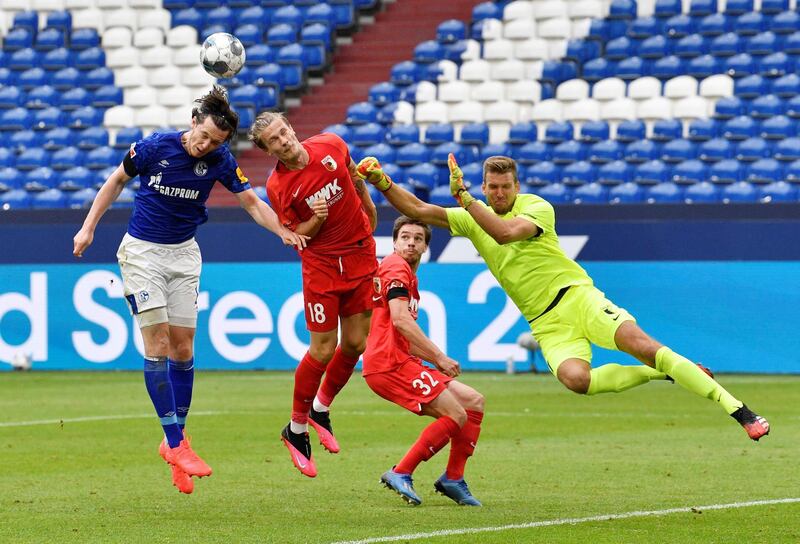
[72,86,307,494]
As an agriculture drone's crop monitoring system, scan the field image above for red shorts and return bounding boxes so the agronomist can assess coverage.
[301,248,377,332]
[364,358,452,414]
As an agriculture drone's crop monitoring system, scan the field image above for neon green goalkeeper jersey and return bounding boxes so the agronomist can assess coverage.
[446,193,592,321]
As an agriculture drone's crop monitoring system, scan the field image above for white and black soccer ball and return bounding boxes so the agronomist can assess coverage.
[200,32,246,79]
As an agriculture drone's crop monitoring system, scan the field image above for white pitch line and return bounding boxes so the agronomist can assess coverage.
[329,498,800,544]
[0,410,230,428]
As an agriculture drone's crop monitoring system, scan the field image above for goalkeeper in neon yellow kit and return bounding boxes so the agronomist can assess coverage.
[356,154,770,442]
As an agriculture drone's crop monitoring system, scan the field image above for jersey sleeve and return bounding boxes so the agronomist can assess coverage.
[128,133,161,174]
[445,204,482,238]
[322,132,351,166]
[266,174,301,230]
[517,196,554,235]
[218,150,251,193]
[379,255,413,299]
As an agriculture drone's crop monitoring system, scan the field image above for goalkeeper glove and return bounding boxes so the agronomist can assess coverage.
[448,153,475,209]
[356,156,393,192]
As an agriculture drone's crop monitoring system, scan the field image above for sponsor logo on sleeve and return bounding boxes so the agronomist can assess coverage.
[321,155,337,171]
[236,166,248,183]
[129,143,136,158]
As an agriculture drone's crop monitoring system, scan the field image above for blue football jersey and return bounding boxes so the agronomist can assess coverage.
[126,131,251,244]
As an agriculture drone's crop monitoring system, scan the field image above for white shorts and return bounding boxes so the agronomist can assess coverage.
[116,233,201,329]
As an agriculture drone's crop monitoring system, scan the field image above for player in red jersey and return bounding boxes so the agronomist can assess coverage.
[363,216,484,506]
[248,112,378,477]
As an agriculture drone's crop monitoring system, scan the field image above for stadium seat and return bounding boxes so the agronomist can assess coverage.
[507,121,538,144]
[748,158,783,183]
[761,115,795,139]
[735,12,767,36]
[684,180,720,202]
[771,11,800,35]
[579,120,610,143]
[759,180,797,202]
[59,166,94,191]
[0,189,33,209]
[351,123,386,147]
[699,137,734,161]
[563,161,596,186]
[673,159,709,184]
[639,35,672,59]
[774,137,800,161]
[25,167,60,192]
[597,160,632,185]
[589,140,624,163]
[609,181,645,203]
[710,32,742,57]
[714,96,746,119]
[362,143,396,165]
[723,115,758,140]
[395,143,430,166]
[647,181,684,202]
[387,125,419,147]
[553,140,587,164]
[652,119,683,141]
[722,180,758,202]
[661,138,695,162]
[536,182,572,203]
[459,123,490,146]
[710,159,744,183]
[517,141,552,165]
[616,120,647,142]
[572,182,607,203]
[724,53,757,78]
[736,137,770,161]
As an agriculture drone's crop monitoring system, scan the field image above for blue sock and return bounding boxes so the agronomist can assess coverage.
[168,357,194,430]
[144,356,183,448]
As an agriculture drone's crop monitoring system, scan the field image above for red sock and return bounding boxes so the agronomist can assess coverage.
[291,352,326,424]
[395,416,461,475]
[446,410,483,480]
[317,347,359,407]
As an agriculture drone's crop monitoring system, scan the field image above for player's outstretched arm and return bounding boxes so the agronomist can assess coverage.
[348,159,378,232]
[236,189,308,249]
[356,157,450,230]
[73,163,131,258]
[448,153,538,245]
[388,298,461,377]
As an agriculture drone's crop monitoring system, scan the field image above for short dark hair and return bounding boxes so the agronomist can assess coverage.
[483,155,518,184]
[192,85,238,142]
[392,216,432,245]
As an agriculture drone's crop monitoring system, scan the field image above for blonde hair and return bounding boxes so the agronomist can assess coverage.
[247,111,291,150]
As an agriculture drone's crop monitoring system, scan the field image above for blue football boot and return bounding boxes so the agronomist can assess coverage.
[380,468,422,505]
[434,474,482,506]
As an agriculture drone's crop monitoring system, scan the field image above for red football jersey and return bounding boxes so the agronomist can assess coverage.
[362,252,421,376]
[266,133,373,257]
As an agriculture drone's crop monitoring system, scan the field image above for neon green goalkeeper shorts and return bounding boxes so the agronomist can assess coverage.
[530,284,635,375]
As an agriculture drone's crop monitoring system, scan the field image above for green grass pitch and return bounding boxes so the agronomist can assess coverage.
[1,371,798,543]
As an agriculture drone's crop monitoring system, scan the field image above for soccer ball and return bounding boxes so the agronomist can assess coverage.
[200,32,246,79]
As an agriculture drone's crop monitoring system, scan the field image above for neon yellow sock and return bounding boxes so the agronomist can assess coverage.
[655,346,742,414]
[587,363,666,395]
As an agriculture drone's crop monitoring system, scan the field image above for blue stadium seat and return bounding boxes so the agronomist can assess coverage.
[172,8,204,29]
[32,188,68,208]
[437,19,466,44]
[276,43,308,89]
[606,36,636,60]
[581,58,615,83]
[721,180,758,201]
[322,123,351,141]
[699,137,734,161]
[235,24,263,48]
[710,158,744,183]
[251,63,283,92]
[9,48,40,71]
[762,0,789,15]
[25,166,59,191]
[747,32,782,57]
[652,119,683,142]
[710,32,742,57]
[414,40,445,65]
[301,24,332,53]
[676,34,708,58]
[351,122,386,147]
[579,120,609,143]
[114,127,143,149]
[629,16,662,39]
[267,23,297,47]
[597,160,632,185]
[688,54,720,78]
[616,56,651,81]
[687,118,719,140]
[760,52,793,77]
[70,28,100,50]
[771,10,800,35]
[786,95,800,118]
[35,28,66,52]
[735,12,766,36]
[163,0,194,7]
[609,0,637,20]
[589,140,624,163]
[0,107,33,131]
[684,181,721,202]
[690,0,717,17]
[647,181,684,202]
[665,14,695,38]
[381,163,406,185]
[0,67,16,87]
[85,146,117,170]
[723,115,758,140]
[60,88,91,111]
[655,0,682,18]
[786,159,800,181]
[774,136,800,161]
[748,158,783,182]
[442,40,470,63]
[553,140,586,164]
[772,73,800,98]
[759,180,797,201]
[239,6,267,27]
[724,53,758,78]
[52,67,80,91]
[431,142,471,167]
[18,67,46,91]
[246,45,275,67]
[0,86,23,109]
[77,127,109,150]
[395,143,430,166]
[329,0,356,31]
[457,123,488,146]
[306,5,335,29]
[75,47,105,71]
[714,96,746,119]
[480,143,513,162]
[93,86,123,108]
[206,6,235,32]
[761,114,795,139]
[517,141,552,164]
[616,120,647,143]
[544,121,574,144]
[424,124,454,146]
[42,47,74,72]
[0,148,14,169]
[652,55,685,80]
[273,5,304,32]
[59,166,94,191]
[635,159,670,184]
[44,146,76,171]
[362,143,396,165]
[9,129,42,151]
[609,181,645,203]
[460,162,483,188]
[0,167,20,191]
[508,121,538,144]
[725,0,753,15]
[84,67,115,91]
[33,107,65,131]
[387,124,419,147]
[640,35,672,59]
[524,161,561,186]
[750,94,784,118]
[428,184,454,206]
[625,140,660,163]
[572,182,608,203]
[13,11,38,33]
[672,159,708,185]
[0,189,32,209]
[405,163,439,190]
[4,28,34,51]
[368,82,400,107]
[661,138,695,162]
[471,1,501,22]
[736,137,770,161]
[699,13,732,37]
[536,182,572,204]
[562,161,596,186]
[345,101,377,125]
[111,187,136,209]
